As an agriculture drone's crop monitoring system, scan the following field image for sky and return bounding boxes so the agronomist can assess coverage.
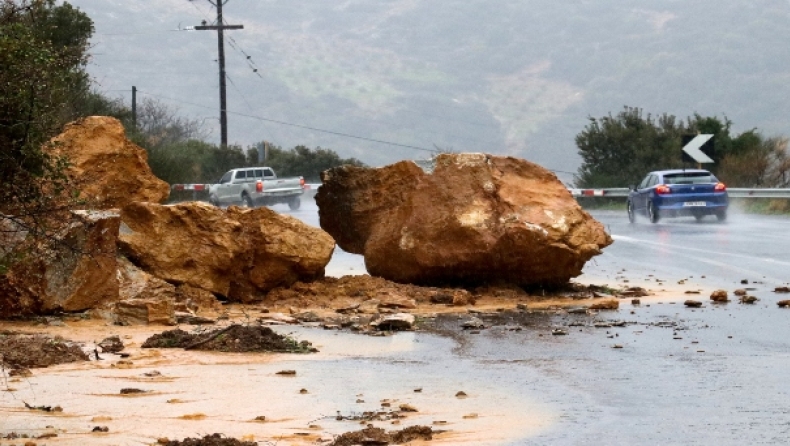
[68,0,790,181]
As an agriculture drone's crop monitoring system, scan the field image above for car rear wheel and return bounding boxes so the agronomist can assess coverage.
[716,210,727,222]
[209,195,219,207]
[648,201,660,224]
[627,200,635,223]
[242,194,254,208]
[288,196,301,210]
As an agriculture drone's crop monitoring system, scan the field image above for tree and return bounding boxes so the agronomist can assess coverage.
[0,0,94,270]
[575,107,685,187]
[575,106,746,188]
[250,143,366,182]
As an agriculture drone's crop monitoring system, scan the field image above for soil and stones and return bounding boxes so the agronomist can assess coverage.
[329,425,433,446]
[0,331,88,369]
[141,324,317,353]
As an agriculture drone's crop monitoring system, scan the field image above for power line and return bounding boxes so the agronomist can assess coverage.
[137,90,437,153]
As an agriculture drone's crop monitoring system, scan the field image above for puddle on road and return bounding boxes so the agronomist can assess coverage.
[0,324,554,445]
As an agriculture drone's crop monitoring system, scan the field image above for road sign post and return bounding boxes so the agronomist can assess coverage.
[681,134,715,167]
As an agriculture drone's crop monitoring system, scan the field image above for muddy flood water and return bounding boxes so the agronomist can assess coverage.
[3,203,790,445]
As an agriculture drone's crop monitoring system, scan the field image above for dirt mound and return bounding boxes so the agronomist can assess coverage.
[0,332,88,369]
[329,425,433,446]
[141,324,317,353]
[164,434,256,446]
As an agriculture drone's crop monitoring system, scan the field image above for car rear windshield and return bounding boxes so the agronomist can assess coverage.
[664,173,716,184]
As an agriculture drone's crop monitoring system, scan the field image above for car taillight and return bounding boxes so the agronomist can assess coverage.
[300,177,305,188]
[256,180,263,193]
[655,184,671,195]
[715,182,726,192]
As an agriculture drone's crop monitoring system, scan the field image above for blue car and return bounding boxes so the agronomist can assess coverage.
[627,169,729,223]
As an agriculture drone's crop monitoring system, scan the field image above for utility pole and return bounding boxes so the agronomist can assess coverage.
[192,0,243,148]
[131,85,137,130]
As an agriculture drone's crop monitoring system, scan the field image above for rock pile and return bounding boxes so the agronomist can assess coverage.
[1,116,335,320]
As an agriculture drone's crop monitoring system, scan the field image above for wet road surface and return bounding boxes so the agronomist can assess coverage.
[285,200,790,445]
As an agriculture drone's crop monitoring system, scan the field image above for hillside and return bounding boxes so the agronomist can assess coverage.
[74,0,790,179]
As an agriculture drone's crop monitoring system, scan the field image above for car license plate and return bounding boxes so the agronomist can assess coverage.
[683,201,706,207]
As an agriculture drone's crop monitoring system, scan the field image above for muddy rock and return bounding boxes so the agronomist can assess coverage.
[739,295,758,304]
[373,313,416,331]
[329,425,433,446]
[589,299,619,310]
[163,434,257,446]
[777,300,790,308]
[710,290,729,302]
[115,298,176,325]
[47,116,169,209]
[733,289,747,296]
[98,335,124,353]
[0,333,89,369]
[0,211,120,317]
[775,287,790,293]
[317,153,612,287]
[119,202,335,302]
[684,300,703,308]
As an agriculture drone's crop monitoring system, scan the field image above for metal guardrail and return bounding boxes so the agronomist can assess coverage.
[569,187,790,199]
[170,183,790,202]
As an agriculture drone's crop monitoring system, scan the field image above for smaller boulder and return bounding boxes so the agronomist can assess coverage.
[98,336,124,353]
[739,295,758,304]
[590,299,619,310]
[777,300,790,308]
[115,298,176,326]
[373,313,415,331]
[710,290,729,302]
[733,289,747,296]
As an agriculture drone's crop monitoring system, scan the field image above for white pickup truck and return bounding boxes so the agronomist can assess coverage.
[208,167,305,210]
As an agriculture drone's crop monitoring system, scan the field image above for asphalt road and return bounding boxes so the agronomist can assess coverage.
[287,198,790,290]
[582,209,790,291]
[279,200,790,444]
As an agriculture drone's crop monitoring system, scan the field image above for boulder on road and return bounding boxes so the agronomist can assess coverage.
[0,210,120,317]
[48,116,169,209]
[119,202,335,302]
[317,153,612,287]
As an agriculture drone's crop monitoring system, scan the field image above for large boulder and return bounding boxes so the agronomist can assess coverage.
[118,202,335,303]
[317,153,612,286]
[0,211,121,317]
[48,116,169,209]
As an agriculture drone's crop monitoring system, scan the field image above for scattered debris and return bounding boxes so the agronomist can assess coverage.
[329,425,433,446]
[141,325,317,353]
[455,391,468,398]
[739,296,758,304]
[684,300,703,308]
[92,426,109,433]
[710,290,729,302]
[0,333,88,369]
[619,287,649,297]
[589,299,619,310]
[398,404,418,412]
[777,300,790,308]
[98,335,124,353]
[24,402,63,412]
[774,287,790,293]
[276,370,296,376]
[733,289,747,296]
[461,317,485,330]
[372,313,416,331]
[162,433,257,446]
[120,388,147,395]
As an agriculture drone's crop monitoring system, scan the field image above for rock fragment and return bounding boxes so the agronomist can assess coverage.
[710,290,729,302]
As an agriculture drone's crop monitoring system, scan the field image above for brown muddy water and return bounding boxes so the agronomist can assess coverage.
[3,297,790,445]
